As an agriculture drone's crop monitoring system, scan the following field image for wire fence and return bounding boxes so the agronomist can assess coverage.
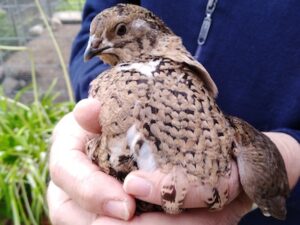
[0,0,84,102]
[1,0,63,45]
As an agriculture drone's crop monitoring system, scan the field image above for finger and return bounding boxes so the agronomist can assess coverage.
[52,112,98,147]
[92,194,252,225]
[92,210,208,225]
[73,98,102,134]
[92,209,226,225]
[50,137,135,220]
[123,160,240,208]
[47,181,96,225]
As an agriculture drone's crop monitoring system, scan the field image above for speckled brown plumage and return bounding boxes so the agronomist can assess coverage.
[84,3,289,219]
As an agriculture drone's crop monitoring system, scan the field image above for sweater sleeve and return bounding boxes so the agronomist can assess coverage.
[69,0,140,101]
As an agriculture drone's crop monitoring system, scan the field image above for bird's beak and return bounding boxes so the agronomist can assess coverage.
[84,35,100,61]
[84,35,112,61]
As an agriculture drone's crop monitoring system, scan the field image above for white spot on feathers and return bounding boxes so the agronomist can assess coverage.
[108,137,126,165]
[126,124,157,172]
[102,37,113,47]
[132,18,149,29]
[137,142,157,172]
[126,124,141,152]
[118,60,161,78]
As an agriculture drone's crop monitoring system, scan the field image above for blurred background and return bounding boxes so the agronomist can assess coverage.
[0,0,84,224]
[0,0,83,102]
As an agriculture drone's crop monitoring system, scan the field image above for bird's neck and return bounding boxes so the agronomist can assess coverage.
[121,35,191,63]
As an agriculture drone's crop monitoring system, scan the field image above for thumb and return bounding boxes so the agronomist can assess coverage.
[123,161,240,209]
[73,98,102,134]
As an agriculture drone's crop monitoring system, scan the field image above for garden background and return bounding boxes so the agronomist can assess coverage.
[0,0,84,224]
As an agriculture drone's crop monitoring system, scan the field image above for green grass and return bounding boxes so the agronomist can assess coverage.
[56,0,85,11]
[0,1,76,223]
[0,85,74,225]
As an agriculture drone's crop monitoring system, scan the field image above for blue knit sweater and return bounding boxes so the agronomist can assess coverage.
[69,1,300,224]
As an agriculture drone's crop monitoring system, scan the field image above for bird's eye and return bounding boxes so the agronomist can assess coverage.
[116,23,127,36]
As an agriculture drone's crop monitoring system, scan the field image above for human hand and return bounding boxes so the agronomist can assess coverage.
[92,196,252,225]
[49,98,300,225]
[87,132,300,225]
[47,98,136,224]
[104,132,300,225]
[47,98,248,224]
[263,132,300,189]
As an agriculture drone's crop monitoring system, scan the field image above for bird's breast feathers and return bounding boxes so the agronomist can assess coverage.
[89,57,233,181]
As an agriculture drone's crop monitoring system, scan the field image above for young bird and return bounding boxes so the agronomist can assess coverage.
[84,4,289,219]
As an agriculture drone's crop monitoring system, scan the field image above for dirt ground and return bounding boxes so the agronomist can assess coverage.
[1,23,81,103]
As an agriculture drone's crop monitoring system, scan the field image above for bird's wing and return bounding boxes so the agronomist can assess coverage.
[151,36,218,98]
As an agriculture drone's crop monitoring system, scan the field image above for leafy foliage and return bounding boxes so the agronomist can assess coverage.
[0,86,74,225]
[0,1,77,223]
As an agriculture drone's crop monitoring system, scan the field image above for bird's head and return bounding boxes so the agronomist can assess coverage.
[84,4,218,97]
[84,4,174,65]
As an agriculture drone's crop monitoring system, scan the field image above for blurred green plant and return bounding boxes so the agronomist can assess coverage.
[0,0,77,223]
[56,0,85,11]
[0,3,75,221]
[0,84,74,225]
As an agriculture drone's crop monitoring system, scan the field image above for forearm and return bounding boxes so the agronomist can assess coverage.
[264,132,300,189]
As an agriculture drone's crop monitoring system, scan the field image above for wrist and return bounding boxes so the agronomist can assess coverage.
[264,132,300,189]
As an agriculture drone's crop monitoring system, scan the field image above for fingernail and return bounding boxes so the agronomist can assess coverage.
[104,200,130,220]
[123,175,151,197]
